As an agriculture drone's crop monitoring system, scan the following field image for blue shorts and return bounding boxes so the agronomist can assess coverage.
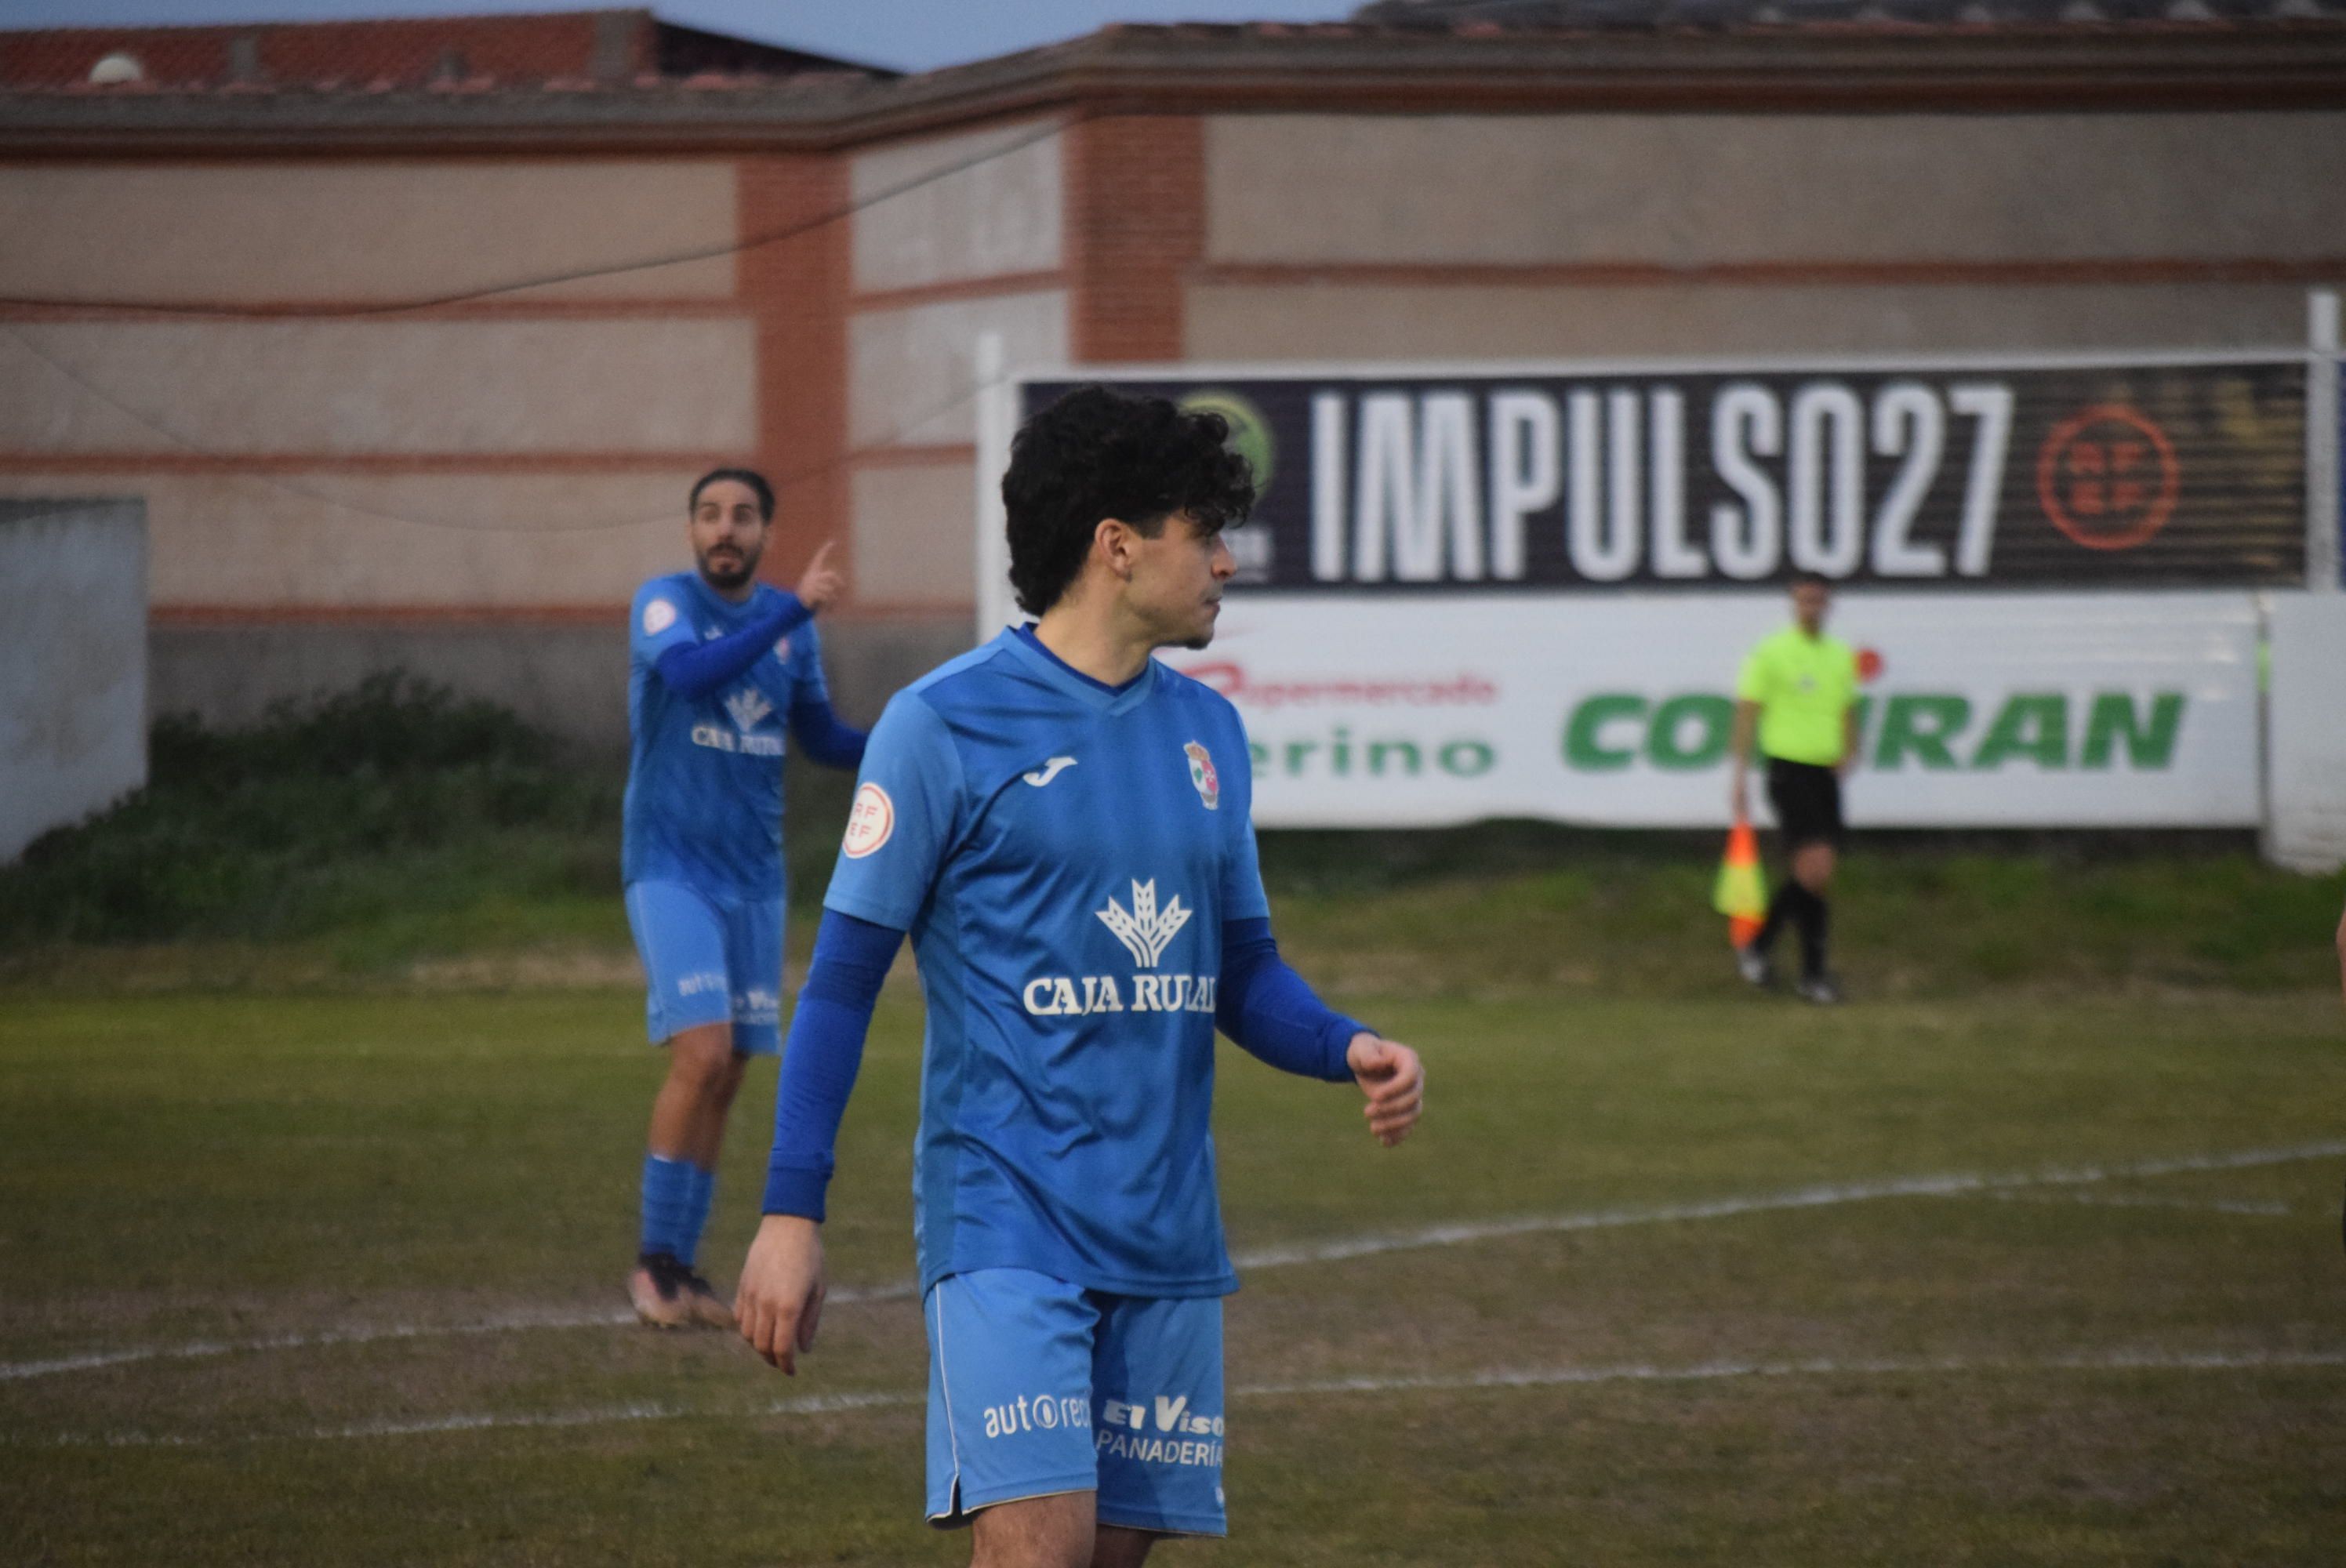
[925,1269,1226,1537]
[622,880,783,1056]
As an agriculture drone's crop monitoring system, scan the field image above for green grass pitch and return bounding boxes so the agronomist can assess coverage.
[4,982,2343,1565]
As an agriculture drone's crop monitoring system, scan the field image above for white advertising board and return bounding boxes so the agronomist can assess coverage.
[2264,593,2346,871]
[1160,591,2261,829]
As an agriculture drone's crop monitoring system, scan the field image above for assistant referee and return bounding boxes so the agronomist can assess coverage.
[1728,571,1860,1004]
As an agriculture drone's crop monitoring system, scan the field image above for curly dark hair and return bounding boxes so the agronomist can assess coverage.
[688,466,775,521]
[1002,386,1255,616]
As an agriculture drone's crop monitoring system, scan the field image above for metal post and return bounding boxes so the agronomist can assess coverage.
[972,332,1015,641]
[2308,289,2341,593]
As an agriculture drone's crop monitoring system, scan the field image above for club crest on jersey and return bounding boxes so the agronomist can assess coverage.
[724,686,773,734]
[1183,742,1219,810]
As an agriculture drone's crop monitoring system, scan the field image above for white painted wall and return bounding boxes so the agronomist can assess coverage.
[851,120,1064,294]
[1205,112,2346,267]
[0,470,694,608]
[848,289,1067,447]
[0,319,756,456]
[0,161,738,304]
[1,499,147,862]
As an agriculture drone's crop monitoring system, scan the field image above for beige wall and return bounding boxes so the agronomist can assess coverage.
[851,463,975,604]
[850,120,1065,295]
[0,161,738,304]
[0,319,757,455]
[1206,113,2346,266]
[843,124,1068,608]
[1186,281,2317,361]
[848,289,1067,447]
[0,470,692,607]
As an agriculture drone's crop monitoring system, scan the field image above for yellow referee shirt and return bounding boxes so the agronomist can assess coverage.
[1735,626,1858,767]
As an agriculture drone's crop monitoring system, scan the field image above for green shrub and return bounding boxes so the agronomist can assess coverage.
[0,674,621,947]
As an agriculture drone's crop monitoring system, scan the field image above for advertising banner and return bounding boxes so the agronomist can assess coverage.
[1022,354,2308,592]
[2264,593,2346,870]
[1164,592,2261,829]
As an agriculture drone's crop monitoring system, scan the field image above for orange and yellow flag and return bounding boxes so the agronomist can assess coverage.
[1712,815,1767,947]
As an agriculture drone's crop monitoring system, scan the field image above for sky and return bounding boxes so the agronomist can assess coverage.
[0,1,1371,75]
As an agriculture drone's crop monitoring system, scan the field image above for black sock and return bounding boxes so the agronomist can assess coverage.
[1796,889,1831,978]
[1753,882,1804,954]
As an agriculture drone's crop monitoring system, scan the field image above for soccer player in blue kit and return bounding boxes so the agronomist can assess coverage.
[734,389,1425,1566]
[623,467,866,1329]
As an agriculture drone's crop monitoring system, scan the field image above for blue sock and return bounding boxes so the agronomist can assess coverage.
[677,1165,717,1269]
[638,1154,695,1261]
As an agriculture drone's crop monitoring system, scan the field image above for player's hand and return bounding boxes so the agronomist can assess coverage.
[735,1214,826,1374]
[1346,1034,1423,1147]
[796,541,844,614]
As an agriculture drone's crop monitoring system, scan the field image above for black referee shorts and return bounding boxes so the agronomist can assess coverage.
[1765,757,1843,850]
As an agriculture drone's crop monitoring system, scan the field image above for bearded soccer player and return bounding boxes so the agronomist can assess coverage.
[1728,571,1861,1005]
[622,467,866,1328]
[735,387,1425,1566]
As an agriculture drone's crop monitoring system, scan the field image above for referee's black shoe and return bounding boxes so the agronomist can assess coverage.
[1734,943,1774,988]
[1793,972,1843,1006]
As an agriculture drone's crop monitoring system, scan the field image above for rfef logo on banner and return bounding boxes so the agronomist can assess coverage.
[2036,404,2181,551]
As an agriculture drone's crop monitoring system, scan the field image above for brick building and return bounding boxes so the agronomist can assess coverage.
[2,5,2343,745]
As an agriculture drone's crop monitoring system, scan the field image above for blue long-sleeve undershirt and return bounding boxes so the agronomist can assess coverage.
[761,913,1367,1221]
[654,591,812,700]
[1215,916,1366,1083]
[653,592,867,768]
[786,688,867,771]
[764,909,900,1221]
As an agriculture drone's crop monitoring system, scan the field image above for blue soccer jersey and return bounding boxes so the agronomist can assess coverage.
[823,626,1269,1298]
[623,572,834,898]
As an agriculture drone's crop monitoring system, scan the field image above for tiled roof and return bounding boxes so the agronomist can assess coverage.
[0,9,888,92]
[1,16,2340,149]
[1355,0,2346,20]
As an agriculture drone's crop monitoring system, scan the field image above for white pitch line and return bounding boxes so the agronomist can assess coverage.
[25,1347,2346,1450]
[9,1139,2341,1385]
[1227,1138,2346,1269]
[1981,1192,2295,1217]
[34,1387,927,1450]
[329,1386,921,1443]
[1238,1346,2346,1401]
[0,1307,634,1384]
[0,1284,913,1385]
